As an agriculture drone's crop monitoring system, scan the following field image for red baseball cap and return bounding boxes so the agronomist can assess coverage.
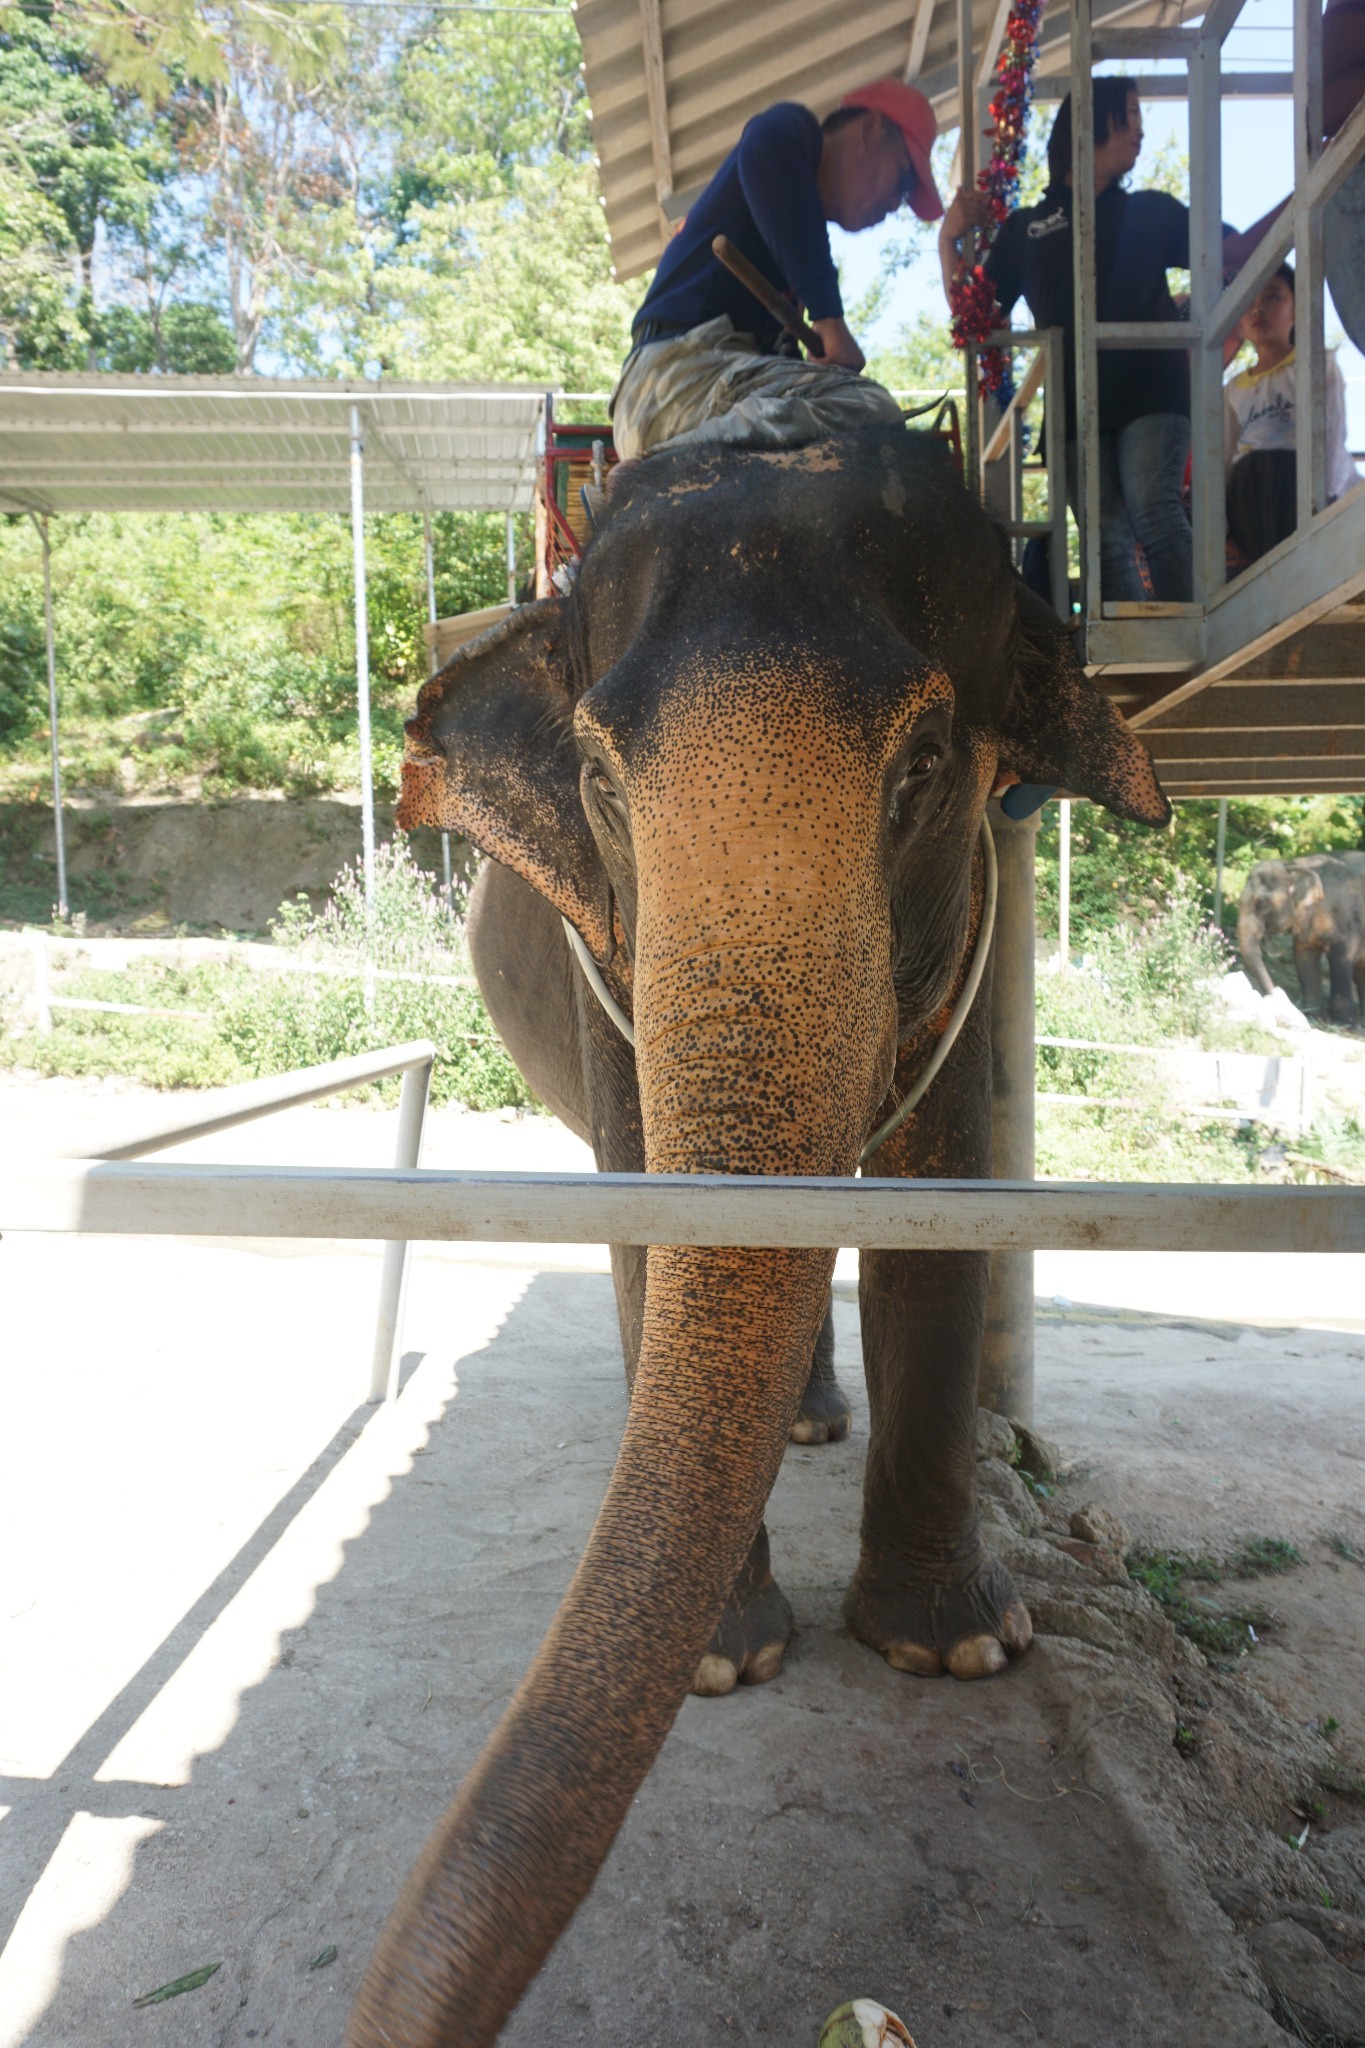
[840,78,944,221]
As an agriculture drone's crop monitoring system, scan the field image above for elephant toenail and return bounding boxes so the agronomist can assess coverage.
[692,1654,739,1696]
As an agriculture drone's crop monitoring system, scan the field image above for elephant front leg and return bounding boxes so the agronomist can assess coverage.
[844,1246,1031,1679]
[693,1520,794,1695]
[1294,939,1325,1013]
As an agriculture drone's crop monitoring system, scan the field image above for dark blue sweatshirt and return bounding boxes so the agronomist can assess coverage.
[631,102,843,352]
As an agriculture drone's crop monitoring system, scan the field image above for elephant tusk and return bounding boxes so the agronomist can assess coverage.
[563,915,636,1045]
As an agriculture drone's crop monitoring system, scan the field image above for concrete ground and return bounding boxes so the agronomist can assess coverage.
[2,1078,1364,2047]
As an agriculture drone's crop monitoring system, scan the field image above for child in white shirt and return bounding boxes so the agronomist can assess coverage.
[1224,261,1359,567]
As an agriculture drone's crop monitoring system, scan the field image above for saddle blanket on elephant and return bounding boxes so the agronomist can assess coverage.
[610,312,904,462]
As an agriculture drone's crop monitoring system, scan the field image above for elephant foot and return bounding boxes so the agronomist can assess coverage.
[789,1298,852,1445]
[843,1549,1031,1680]
[693,1525,794,1697]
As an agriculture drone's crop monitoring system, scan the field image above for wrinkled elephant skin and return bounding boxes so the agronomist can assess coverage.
[348,427,1170,2048]
[1238,852,1365,1024]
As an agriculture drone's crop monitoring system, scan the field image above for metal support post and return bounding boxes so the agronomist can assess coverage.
[1189,27,1227,601]
[957,0,980,494]
[423,512,454,908]
[368,1056,433,1403]
[30,515,68,920]
[1058,797,1071,963]
[1213,796,1228,927]
[1294,0,1326,537]
[981,801,1037,1424]
[1071,1,1101,635]
[349,405,377,909]
[1044,330,1070,619]
[506,509,518,606]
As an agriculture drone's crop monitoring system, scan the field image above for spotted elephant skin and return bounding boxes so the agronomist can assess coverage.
[348,427,1170,2048]
[1238,852,1365,1024]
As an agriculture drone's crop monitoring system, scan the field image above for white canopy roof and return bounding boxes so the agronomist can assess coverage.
[0,373,547,516]
[575,0,1209,281]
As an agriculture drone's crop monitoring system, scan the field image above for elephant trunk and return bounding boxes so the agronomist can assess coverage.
[347,1241,831,2048]
[1238,905,1274,995]
[349,742,899,2048]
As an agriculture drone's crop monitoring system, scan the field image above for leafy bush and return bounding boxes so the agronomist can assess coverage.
[1,841,535,1111]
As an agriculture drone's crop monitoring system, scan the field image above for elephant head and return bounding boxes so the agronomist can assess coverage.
[350,427,1168,2047]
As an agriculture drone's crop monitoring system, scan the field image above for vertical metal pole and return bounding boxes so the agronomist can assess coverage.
[981,801,1037,1425]
[1189,29,1226,603]
[1213,796,1228,927]
[349,404,376,909]
[369,1057,432,1402]
[31,515,68,920]
[1072,1,1102,635]
[505,509,518,606]
[1294,0,1326,536]
[957,0,980,494]
[1058,797,1071,963]
[1045,329,1070,619]
[423,512,454,909]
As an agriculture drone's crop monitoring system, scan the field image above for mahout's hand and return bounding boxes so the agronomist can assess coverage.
[810,315,865,371]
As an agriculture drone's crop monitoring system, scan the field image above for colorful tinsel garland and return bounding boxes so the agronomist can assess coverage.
[949,0,1047,403]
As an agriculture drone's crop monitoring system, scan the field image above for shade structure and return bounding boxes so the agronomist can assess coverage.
[0,372,549,915]
[0,372,547,516]
[576,0,1205,281]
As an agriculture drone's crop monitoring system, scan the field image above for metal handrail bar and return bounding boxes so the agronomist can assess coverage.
[7,1161,1363,1255]
[75,1040,436,1162]
[49,1039,436,1405]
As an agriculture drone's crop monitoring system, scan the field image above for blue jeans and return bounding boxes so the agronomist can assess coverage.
[1067,412,1193,602]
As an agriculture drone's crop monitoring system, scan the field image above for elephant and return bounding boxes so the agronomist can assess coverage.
[1238,851,1365,1024]
[347,425,1169,2048]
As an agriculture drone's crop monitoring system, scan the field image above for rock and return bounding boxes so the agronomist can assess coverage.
[1247,1917,1365,2039]
[1008,1419,1062,1480]
[974,1408,1017,1464]
[1048,1534,1130,1584]
[1028,1594,1126,1653]
[1069,1503,1132,1558]
[975,1457,1044,1536]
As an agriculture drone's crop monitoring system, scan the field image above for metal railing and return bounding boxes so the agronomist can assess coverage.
[962,3,1365,675]
[978,327,1069,619]
[41,1041,437,1404]
[6,1160,1364,1254]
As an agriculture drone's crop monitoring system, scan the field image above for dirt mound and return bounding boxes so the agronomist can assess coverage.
[0,799,465,934]
[978,1410,1365,2045]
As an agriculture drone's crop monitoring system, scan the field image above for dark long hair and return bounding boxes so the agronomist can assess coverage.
[1046,76,1138,187]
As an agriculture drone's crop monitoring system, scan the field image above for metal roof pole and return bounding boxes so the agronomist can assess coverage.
[349,404,377,909]
[1189,22,1227,602]
[29,513,68,921]
[1293,0,1326,536]
[505,510,517,606]
[956,0,980,495]
[1072,1,1102,639]
[423,511,454,909]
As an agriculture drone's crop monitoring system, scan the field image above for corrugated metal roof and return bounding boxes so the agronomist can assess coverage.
[0,373,547,515]
[576,0,1205,281]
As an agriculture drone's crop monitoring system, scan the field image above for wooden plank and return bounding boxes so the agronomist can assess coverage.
[904,0,935,80]
[1160,775,1365,795]
[4,1162,1364,1255]
[638,0,673,212]
[1146,731,1365,763]
[1141,682,1365,731]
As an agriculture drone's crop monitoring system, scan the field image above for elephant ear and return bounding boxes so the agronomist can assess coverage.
[998,580,1171,826]
[397,600,611,954]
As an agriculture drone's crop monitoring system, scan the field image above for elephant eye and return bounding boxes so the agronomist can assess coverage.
[905,746,941,778]
[584,762,629,826]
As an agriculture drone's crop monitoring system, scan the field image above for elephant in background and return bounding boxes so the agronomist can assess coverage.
[1238,852,1365,1024]
[347,425,1170,2048]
